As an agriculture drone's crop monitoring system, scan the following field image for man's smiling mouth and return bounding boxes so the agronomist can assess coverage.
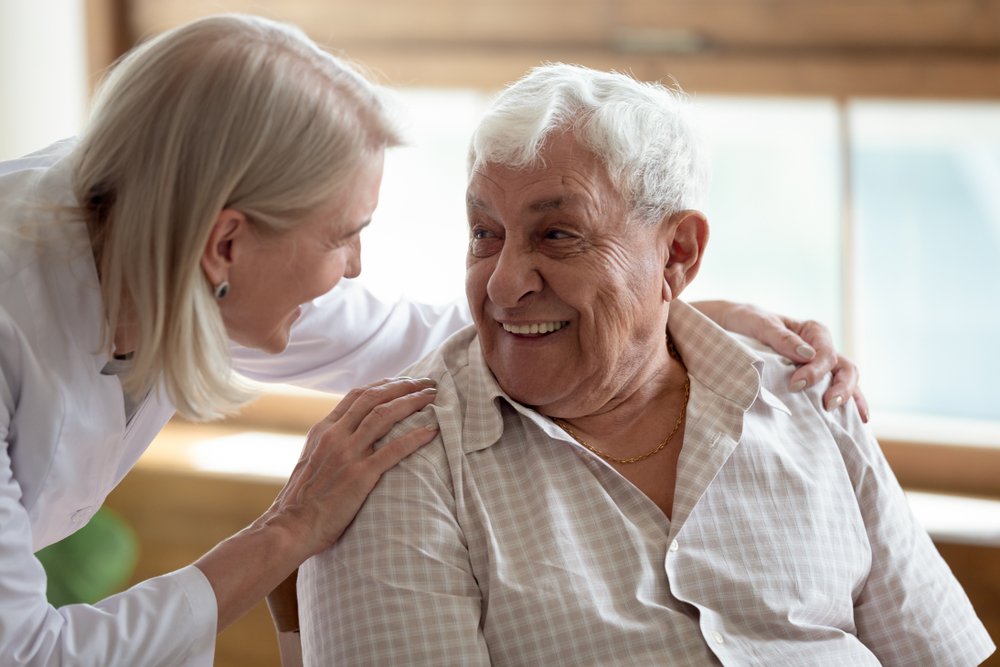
[500,321,569,335]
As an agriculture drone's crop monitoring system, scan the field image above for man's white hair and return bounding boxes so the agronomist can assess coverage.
[469,63,708,224]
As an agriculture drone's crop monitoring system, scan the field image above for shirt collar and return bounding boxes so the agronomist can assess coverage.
[668,301,790,416]
[455,299,791,454]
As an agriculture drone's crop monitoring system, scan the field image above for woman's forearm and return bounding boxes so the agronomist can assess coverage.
[195,518,305,631]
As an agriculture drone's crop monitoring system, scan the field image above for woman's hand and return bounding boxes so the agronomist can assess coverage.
[266,377,440,557]
[195,377,440,632]
[693,300,869,423]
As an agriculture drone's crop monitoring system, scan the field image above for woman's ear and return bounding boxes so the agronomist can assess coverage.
[661,209,709,301]
[200,209,248,287]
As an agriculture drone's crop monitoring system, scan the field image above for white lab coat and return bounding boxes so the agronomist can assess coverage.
[0,141,470,666]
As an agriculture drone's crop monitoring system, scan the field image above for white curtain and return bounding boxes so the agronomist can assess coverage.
[0,0,87,160]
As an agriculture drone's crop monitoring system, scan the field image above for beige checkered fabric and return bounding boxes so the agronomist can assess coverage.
[299,301,995,666]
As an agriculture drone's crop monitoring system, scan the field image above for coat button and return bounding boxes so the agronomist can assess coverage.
[71,507,93,526]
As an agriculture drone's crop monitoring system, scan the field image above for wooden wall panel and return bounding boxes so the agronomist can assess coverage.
[325,46,1000,97]
[128,0,1000,50]
[84,0,130,86]
[127,0,609,46]
[96,0,1000,98]
[104,468,282,667]
[936,542,1000,667]
[615,0,1000,50]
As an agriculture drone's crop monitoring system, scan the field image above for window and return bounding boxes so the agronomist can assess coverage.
[850,101,1000,423]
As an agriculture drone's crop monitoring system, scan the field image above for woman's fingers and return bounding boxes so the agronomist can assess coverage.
[362,424,440,483]
[777,320,870,423]
[762,315,817,364]
[328,377,436,431]
[691,301,872,422]
[298,378,436,459]
[271,376,442,556]
[787,320,838,392]
[346,388,439,455]
[821,355,871,423]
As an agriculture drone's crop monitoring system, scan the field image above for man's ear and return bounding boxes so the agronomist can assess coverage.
[661,209,709,302]
[201,209,249,287]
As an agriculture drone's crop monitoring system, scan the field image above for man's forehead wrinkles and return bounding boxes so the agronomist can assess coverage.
[468,163,606,217]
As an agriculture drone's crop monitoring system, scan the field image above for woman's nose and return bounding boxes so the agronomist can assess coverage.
[345,237,362,279]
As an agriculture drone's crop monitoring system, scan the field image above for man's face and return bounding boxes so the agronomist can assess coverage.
[465,132,672,418]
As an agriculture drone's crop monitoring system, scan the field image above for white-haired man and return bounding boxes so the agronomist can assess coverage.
[298,64,995,666]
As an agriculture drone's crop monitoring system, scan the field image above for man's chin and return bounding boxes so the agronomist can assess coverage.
[496,376,563,411]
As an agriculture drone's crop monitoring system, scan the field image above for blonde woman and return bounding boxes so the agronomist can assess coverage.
[0,14,863,666]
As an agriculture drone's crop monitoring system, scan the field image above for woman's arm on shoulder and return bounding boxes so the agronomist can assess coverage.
[692,300,869,422]
[232,281,471,392]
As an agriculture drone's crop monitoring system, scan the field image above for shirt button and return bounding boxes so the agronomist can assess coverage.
[669,540,679,552]
[713,631,725,644]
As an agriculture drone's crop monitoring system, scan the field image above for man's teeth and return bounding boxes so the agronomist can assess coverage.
[501,321,567,335]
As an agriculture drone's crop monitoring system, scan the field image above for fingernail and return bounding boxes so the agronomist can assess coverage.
[424,423,439,432]
[861,407,870,423]
[827,394,844,409]
[421,387,438,395]
[419,378,436,386]
[796,344,816,359]
[790,379,807,392]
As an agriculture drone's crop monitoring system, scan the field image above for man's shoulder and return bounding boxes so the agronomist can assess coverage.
[376,325,490,468]
[399,324,479,386]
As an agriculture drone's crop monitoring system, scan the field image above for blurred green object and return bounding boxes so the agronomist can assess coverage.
[34,508,139,606]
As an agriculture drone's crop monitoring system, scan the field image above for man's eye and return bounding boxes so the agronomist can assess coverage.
[545,229,573,240]
[469,226,502,258]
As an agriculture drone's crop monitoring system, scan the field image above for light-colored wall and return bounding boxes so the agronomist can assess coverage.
[0,0,88,160]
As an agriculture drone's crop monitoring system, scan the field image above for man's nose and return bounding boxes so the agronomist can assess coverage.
[486,242,543,307]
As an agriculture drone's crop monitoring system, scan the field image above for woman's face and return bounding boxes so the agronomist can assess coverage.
[220,150,385,353]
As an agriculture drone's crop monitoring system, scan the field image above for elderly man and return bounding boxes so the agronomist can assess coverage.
[298,64,995,665]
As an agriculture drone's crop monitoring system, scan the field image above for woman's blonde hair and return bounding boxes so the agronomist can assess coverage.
[73,14,401,421]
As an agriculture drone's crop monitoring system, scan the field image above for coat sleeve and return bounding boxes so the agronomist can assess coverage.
[0,313,218,667]
[231,279,471,393]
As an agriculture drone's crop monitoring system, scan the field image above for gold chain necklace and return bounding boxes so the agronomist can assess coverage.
[553,336,690,465]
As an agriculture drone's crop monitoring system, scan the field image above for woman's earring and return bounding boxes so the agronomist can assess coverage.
[214,280,230,300]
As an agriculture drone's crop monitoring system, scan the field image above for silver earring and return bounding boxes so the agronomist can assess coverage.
[214,280,230,299]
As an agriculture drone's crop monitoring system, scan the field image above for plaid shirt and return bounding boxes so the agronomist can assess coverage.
[300,301,995,666]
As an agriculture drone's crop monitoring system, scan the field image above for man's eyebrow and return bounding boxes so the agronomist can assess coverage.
[467,195,488,212]
[529,197,565,212]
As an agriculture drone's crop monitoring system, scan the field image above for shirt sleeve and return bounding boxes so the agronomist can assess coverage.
[830,407,997,665]
[297,441,490,666]
[231,280,471,393]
